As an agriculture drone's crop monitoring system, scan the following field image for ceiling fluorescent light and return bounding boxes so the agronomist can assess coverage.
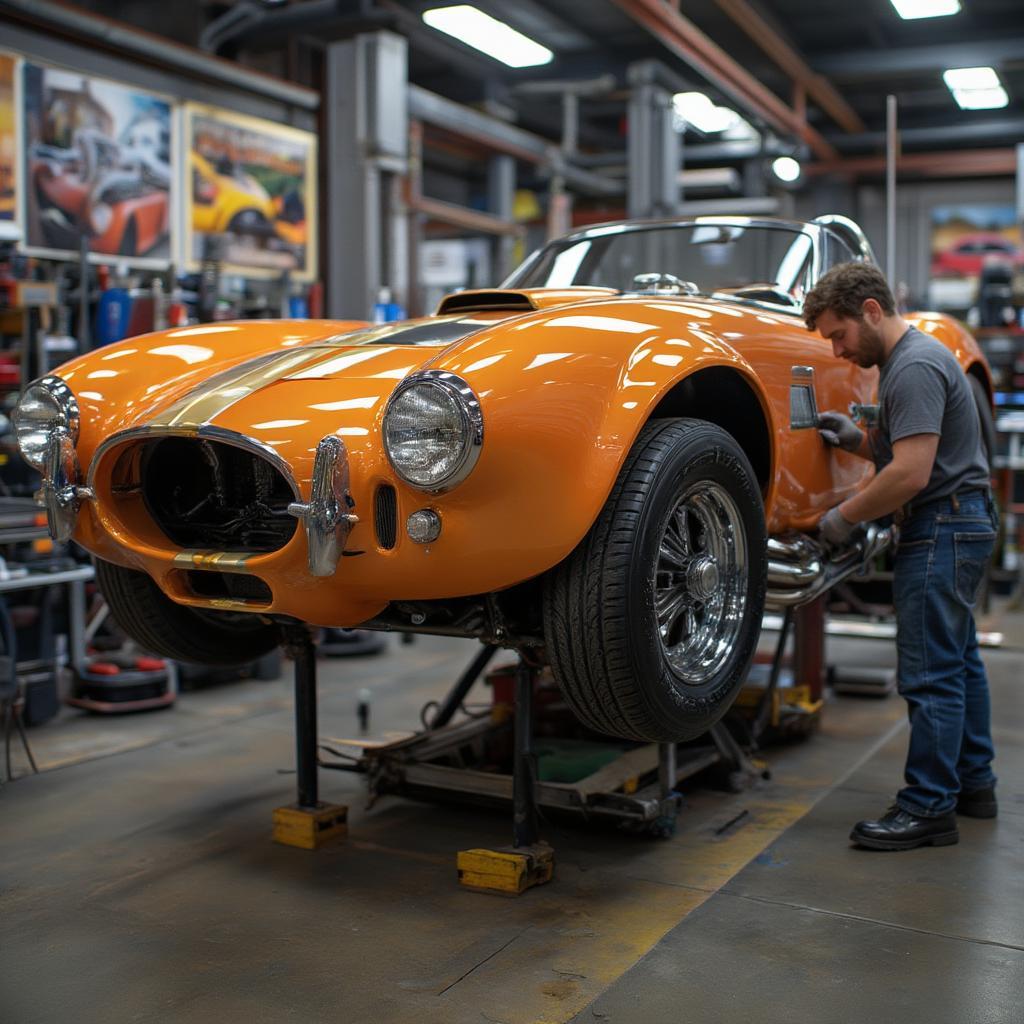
[890,0,960,18]
[943,66,1000,91]
[943,67,1009,109]
[422,5,553,68]
[771,157,801,183]
[952,86,1009,110]
[673,92,740,134]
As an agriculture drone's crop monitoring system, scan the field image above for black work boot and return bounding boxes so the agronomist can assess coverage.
[850,806,959,851]
[957,786,998,819]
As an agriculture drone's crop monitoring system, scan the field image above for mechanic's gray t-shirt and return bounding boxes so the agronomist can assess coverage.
[872,325,989,506]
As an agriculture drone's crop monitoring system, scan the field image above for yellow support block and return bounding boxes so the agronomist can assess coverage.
[457,842,554,896]
[272,802,348,850]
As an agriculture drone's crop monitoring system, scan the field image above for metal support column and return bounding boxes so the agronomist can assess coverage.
[627,66,680,219]
[793,596,827,704]
[273,626,348,848]
[512,658,539,848]
[1017,142,1024,239]
[488,155,516,283]
[325,31,408,319]
[284,626,319,809]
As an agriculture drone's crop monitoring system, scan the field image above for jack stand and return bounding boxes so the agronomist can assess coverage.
[272,626,348,849]
[457,656,554,895]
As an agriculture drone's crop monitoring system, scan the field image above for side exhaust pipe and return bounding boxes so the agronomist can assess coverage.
[765,524,893,610]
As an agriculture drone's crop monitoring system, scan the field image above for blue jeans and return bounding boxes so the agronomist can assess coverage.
[892,490,998,818]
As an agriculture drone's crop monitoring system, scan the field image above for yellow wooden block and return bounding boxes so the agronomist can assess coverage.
[272,802,348,849]
[457,842,554,895]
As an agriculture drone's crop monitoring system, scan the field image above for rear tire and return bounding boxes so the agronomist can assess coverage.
[94,558,280,666]
[543,418,767,742]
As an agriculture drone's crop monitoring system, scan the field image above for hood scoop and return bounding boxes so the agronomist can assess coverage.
[436,290,537,315]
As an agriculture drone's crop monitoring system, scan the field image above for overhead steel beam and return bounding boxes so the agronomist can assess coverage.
[408,195,522,237]
[710,0,864,134]
[610,0,838,160]
[0,0,319,109]
[574,137,792,166]
[407,85,622,197]
[813,38,1024,78]
[807,148,1017,179]
[830,118,1024,152]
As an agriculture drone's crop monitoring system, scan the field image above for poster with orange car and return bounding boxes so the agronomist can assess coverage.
[0,53,16,223]
[184,102,317,280]
[21,61,173,263]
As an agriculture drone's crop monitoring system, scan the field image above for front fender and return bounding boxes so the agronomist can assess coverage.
[378,300,777,597]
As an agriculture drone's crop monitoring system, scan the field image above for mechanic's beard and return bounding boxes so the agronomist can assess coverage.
[856,322,886,367]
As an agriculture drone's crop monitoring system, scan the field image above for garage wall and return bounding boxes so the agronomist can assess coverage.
[797,176,1017,306]
[2,20,318,131]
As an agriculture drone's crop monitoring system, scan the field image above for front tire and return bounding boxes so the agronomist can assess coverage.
[543,419,767,742]
[94,558,280,666]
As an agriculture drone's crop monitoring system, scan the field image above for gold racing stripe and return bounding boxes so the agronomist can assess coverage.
[146,317,465,429]
[149,347,337,430]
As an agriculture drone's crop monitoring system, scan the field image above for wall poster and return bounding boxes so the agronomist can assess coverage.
[22,61,173,263]
[929,204,1022,313]
[0,53,15,223]
[184,102,317,280]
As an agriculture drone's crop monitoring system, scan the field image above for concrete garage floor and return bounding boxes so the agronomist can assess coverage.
[2,610,1023,1024]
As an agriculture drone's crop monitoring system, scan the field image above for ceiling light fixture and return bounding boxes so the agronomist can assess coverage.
[672,92,740,134]
[771,156,801,183]
[422,5,553,68]
[890,0,960,18]
[951,86,1009,110]
[943,67,1010,110]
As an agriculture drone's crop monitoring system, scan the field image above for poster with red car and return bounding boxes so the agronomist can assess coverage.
[184,102,316,280]
[0,53,15,222]
[22,61,173,263]
[929,204,1022,314]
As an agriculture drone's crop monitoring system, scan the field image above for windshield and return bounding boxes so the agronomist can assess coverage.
[505,223,814,306]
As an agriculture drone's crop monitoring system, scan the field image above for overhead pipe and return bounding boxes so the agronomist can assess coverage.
[710,0,864,134]
[407,86,622,198]
[807,148,1017,180]
[0,0,319,109]
[610,0,838,160]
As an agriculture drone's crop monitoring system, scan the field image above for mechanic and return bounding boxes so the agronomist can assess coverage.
[805,261,998,851]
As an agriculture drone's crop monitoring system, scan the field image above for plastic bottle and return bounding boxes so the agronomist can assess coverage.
[373,286,404,324]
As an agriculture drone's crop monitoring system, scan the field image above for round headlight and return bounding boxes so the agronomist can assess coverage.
[383,371,482,492]
[13,376,79,471]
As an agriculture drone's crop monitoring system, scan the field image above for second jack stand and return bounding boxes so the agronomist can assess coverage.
[457,657,554,896]
[272,626,348,850]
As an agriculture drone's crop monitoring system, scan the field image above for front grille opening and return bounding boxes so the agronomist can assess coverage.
[140,438,297,552]
[375,484,397,549]
[186,570,272,604]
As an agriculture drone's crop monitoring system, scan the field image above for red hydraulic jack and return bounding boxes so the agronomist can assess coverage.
[272,626,348,849]
[742,598,827,741]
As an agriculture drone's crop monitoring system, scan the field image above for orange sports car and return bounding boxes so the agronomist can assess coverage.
[16,215,992,742]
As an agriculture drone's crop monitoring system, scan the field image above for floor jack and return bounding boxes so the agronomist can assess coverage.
[313,643,768,895]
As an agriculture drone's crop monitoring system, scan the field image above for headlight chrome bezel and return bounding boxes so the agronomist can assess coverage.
[383,370,483,493]
[13,375,80,471]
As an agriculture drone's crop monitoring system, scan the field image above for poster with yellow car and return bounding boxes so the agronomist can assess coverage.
[184,102,316,280]
[0,53,16,222]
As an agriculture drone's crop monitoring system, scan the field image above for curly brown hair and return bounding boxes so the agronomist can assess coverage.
[803,262,895,331]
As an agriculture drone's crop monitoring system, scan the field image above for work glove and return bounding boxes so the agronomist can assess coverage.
[819,505,859,547]
[818,411,864,453]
